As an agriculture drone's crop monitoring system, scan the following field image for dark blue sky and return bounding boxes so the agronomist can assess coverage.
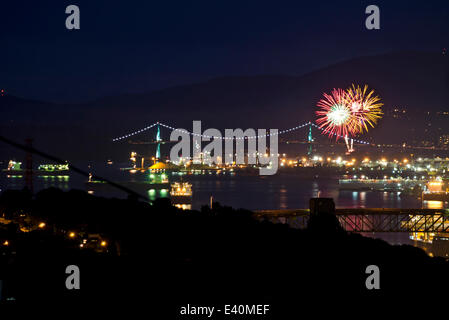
[1,0,448,103]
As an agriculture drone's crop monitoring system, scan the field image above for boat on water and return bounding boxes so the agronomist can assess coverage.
[338,177,425,192]
[85,171,170,195]
[422,179,449,201]
[2,160,70,176]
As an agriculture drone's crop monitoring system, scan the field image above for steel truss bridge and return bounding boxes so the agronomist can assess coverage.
[254,208,449,233]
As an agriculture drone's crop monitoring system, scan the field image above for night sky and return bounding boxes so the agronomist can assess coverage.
[1,0,448,103]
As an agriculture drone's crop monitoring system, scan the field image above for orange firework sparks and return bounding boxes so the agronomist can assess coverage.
[346,84,383,134]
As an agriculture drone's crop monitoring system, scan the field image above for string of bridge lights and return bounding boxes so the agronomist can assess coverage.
[112,121,372,145]
[112,123,159,142]
[159,122,312,140]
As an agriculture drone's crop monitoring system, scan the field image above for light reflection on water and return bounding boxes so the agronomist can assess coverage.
[423,200,444,209]
[279,187,288,209]
[3,171,449,255]
[1,175,71,192]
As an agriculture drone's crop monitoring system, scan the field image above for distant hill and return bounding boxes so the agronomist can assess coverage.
[83,51,449,143]
[1,51,448,160]
[89,51,448,116]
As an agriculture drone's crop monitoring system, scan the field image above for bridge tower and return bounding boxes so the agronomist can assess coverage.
[307,123,313,157]
[155,123,162,160]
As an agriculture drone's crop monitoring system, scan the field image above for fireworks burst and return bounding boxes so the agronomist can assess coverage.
[315,85,383,140]
[316,88,354,138]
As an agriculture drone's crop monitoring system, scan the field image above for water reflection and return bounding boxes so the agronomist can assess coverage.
[360,191,366,204]
[147,188,169,202]
[312,181,319,197]
[174,204,192,210]
[279,187,287,209]
[3,175,71,191]
[423,200,445,209]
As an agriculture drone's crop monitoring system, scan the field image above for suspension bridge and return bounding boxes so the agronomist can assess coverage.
[111,121,372,144]
[111,121,373,156]
[111,120,449,152]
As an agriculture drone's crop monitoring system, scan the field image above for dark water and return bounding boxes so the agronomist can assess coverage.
[1,162,442,211]
[190,175,425,210]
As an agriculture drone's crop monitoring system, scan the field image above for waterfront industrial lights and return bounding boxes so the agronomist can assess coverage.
[3,240,9,246]
[38,222,46,228]
[100,241,107,247]
[69,232,76,238]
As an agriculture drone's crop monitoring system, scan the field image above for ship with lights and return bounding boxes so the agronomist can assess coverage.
[2,160,70,176]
